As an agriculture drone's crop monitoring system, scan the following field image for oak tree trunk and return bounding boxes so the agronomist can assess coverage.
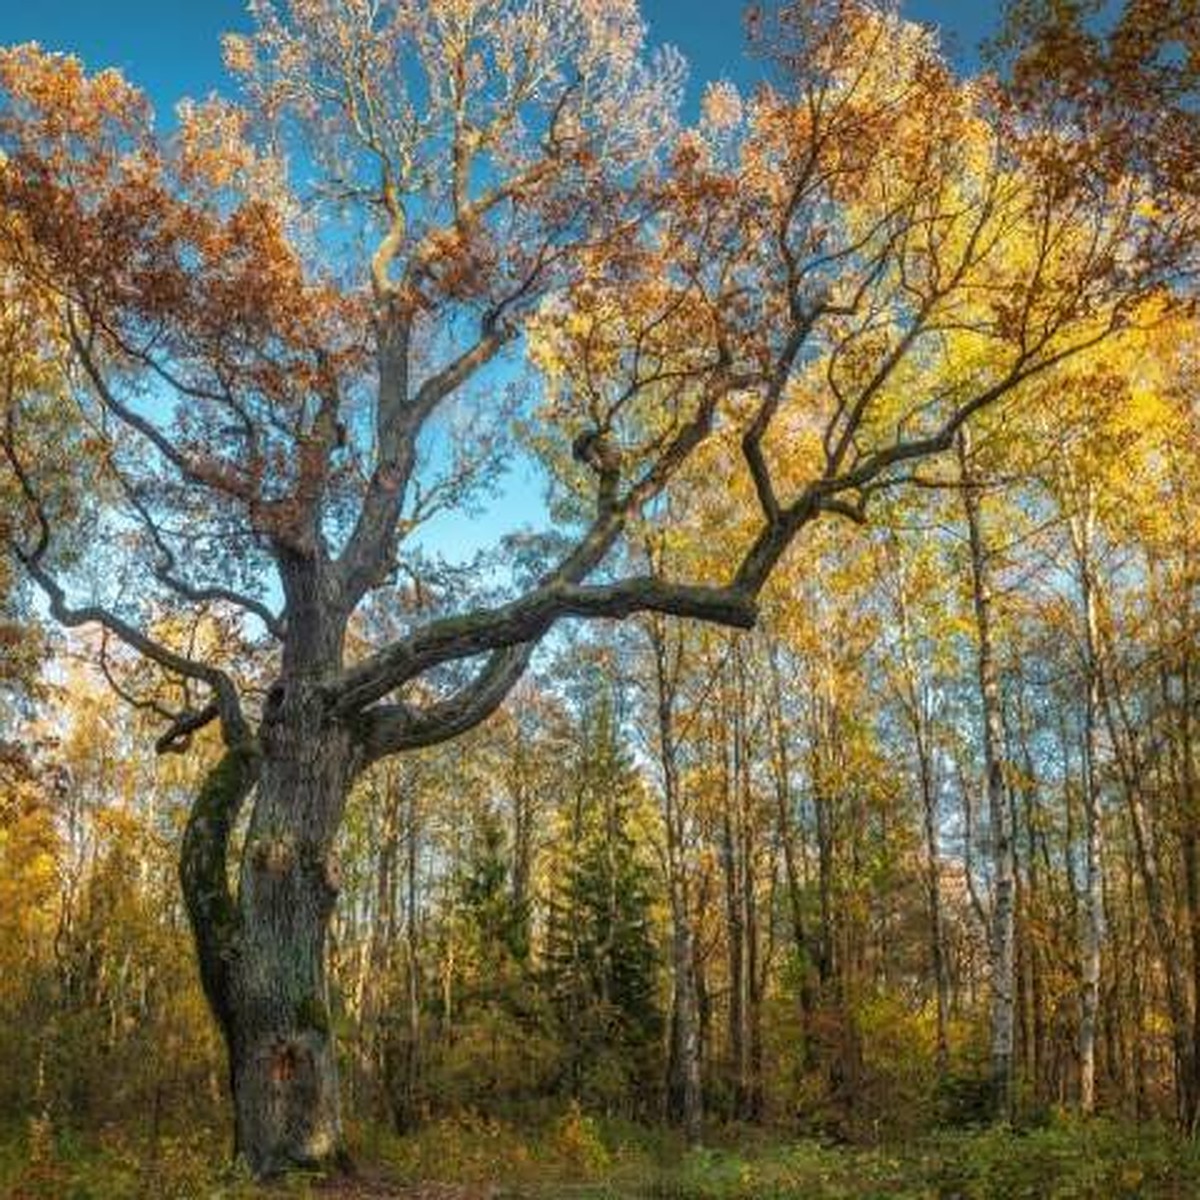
[182,681,357,1177]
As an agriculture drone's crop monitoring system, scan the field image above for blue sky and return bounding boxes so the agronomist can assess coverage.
[0,1,1001,566]
[2,2,998,117]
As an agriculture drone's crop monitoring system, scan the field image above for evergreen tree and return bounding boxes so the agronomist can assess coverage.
[459,812,531,974]
[545,690,663,1113]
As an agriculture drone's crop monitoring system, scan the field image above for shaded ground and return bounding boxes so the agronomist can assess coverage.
[5,1115,1200,1198]
[290,1182,500,1199]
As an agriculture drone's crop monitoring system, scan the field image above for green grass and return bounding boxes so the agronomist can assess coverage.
[377,1115,1200,1199]
[3,1113,1200,1198]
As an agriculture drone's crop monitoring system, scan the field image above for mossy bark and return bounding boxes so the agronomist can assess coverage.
[181,745,260,1042]
[180,683,357,1177]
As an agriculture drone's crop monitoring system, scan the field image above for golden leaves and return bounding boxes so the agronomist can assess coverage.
[0,43,148,146]
[700,81,743,134]
[220,33,257,77]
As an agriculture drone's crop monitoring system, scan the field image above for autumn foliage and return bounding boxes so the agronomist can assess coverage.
[0,0,1199,1188]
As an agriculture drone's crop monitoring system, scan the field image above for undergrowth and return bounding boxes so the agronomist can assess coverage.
[2,1111,1199,1198]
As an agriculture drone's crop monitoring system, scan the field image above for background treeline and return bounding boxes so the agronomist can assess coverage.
[3,320,1200,1150]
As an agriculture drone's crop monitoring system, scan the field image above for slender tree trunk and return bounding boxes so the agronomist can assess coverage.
[958,432,1016,1119]
[810,684,837,993]
[359,773,400,1113]
[650,619,703,1144]
[1100,649,1195,1124]
[767,641,817,1066]
[1015,701,1047,1104]
[667,878,703,1144]
[891,538,949,1074]
[1122,843,1147,1118]
[391,779,423,1133]
[508,717,534,950]
[814,782,835,991]
[720,680,749,1118]
[736,649,764,1120]
[920,758,951,1075]
[1073,501,1104,1116]
[1178,644,1200,1130]
[402,783,423,1129]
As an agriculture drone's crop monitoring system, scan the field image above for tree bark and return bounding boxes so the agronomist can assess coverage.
[1014,694,1047,1105]
[650,618,704,1145]
[890,538,950,1074]
[182,681,357,1177]
[394,780,423,1132]
[1072,499,1104,1117]
[719,681,749,1118]
[355,768,401,1115]
[1172,566,1200,1130]
[958,432,1016,1120]
[1098,638,1194,1126]
[767,643,817,1070]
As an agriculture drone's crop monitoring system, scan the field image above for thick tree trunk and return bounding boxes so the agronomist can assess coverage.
[182,681,357,1177]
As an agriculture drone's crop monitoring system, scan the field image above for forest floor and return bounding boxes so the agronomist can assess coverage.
[5,1113,1200,1199]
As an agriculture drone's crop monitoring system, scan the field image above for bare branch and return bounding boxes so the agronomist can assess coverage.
[356,643,535,761]
[117,477,285,638]
[1,404,249,745]
[22,555,249,745]
[156,703,221,755]
[331,577,757,715]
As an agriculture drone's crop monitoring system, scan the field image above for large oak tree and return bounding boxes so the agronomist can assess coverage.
[1,0,1195,1177]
